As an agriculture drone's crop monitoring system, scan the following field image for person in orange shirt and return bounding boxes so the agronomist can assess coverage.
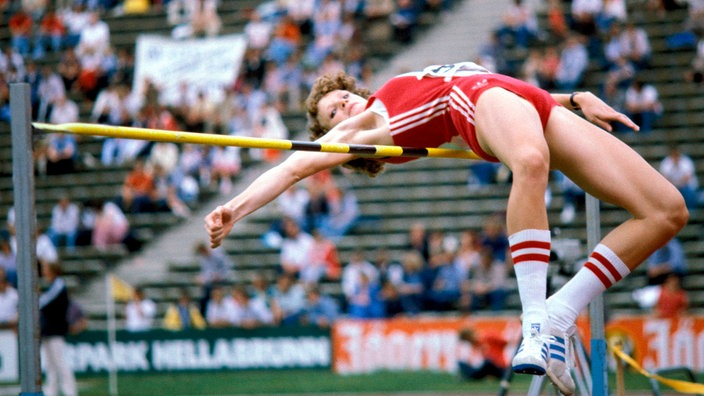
[118,159,157,213]
[654,273,689,319]
[8,8,32,56]
[34,8,66,58]
[458,327,509,380]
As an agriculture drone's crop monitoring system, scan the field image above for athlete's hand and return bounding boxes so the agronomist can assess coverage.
[204,205,236,248]
[575,91,639,133]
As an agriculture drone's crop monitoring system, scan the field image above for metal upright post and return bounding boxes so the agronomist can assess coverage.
[11,83,43,395]
[586,194,607,396]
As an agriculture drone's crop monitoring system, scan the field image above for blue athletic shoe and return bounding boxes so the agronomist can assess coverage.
[511,326,549,375]
[547,328,576,396]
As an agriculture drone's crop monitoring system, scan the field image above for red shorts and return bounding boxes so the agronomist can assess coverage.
[453,74,560,162]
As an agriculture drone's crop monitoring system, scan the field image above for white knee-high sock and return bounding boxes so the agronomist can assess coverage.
[509,229,551,336]
[547,243,631,333]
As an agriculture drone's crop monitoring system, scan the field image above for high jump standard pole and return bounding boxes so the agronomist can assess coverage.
[11,83,43,395]
[586,193,608,396]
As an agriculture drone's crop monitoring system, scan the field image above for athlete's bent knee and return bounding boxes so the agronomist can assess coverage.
[658,194,689,237]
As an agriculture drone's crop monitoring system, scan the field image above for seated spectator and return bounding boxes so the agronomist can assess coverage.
[117,159,157,213]
[242,9,272,50]
[228,285,274,329]
[205,285,233,328]
[152,163,191,218]
[49,94,80,125]
[307,229,342,283]
[347,272,385,318]
[8,8,32,57]
[496,0,539,49]
[457,327,508,381]
[124,287,157,332]
[555,34,589,91]
[460,248,508,312]
[188,0,222,38]
[619,21,651,70]
[45,132,79,176]
[653,273,689,319]
[163,288,206,331]
[396,250,425,315]
[36,227,59,267]
[193,241,233,313]
[624,78,662,133]
[88,199,131,252]
[57,48,82,93]
[479,214,509,263]
[0,235,16,287]
[269,273,306,326]
[390,0,418,43]
[646,237,687,286]
[424,249,462,312]
[37,65,66,122]
[301,285,339,327]
[279,217,314,278]
[659,145,699,209]
[33,7,66,60]
[46,192,80,252]
[208,146,242,195]
[0,267,18,330]
[319,186,359,241]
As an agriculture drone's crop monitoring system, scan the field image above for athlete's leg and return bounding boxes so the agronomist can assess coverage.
[541,106,688,395]
[474,88,553,375]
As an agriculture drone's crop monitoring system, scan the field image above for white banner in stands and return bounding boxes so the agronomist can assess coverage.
[133,34,247,107]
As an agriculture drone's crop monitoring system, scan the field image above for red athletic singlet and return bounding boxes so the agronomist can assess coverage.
[366,62,560,163]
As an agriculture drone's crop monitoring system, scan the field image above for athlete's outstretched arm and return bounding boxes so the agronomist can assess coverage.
[551,91,639,132]
[204,111,389,248]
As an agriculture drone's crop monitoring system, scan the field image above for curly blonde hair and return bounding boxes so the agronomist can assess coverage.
[305,71,385,177]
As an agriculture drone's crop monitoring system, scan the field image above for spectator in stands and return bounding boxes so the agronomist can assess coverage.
[461,247,508,312]
[555,171,585,224]
[269,272,306,326]
[49,93,80,125]
[248,272,273,309]
[545,0,568,43]
[389,0,418,44]
[250,99,289,163]
[117,159,157,213]
[497,0,539,49]
[479,214,509,264]
[194,241,233,314]
[0,233,16,287]
[35,226,60,267]
[319,186,359,241]
[39,262,77,396]
[406,221,430,263]
[57,47,81,93]
[599,0,627,33]
[347,270,386,318]
[624,78,662,133]
[60,3,90,49]
[91,80,128,124]
[8,8,32,57]
[342,249,379,298]
[424,248,462,312]
[303,177,330,234]
[453,230,481,281]
[457,327,508,381]
[569,0,600,38]
[646,237,687,286]
[279,216,314,278]
[44,132,79,176]
[37,65,66,123]
[76,11,110,58]
[46,193,80,252]
[204,285,232,328]
[88,199,131,252]
[163,288,206,331]
[267,14,302,66]
[619,21,651,70]
[395,250,426,315]
[124,287,157,332]
[555,34,589,91]
[228,285,274,328]
[151,163,191,218]
[0,267,18,330]
[301,284,339,327]
[659,145,699,209]
[653,272,689,319]
[307,228,342,282]
[34,7,66,60]
[243,9,272,51]
[188,0,222,38]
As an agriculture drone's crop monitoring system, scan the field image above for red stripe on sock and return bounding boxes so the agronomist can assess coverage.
[512,253,550,265]
[510,240,551,252]
[591,251,623,283]
[584,261,611,288]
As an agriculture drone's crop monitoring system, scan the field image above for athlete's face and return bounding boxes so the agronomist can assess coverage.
[316,90,368,131]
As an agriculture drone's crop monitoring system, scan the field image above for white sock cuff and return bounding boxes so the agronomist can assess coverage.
[509,229,551,264]
[586,243,630,288]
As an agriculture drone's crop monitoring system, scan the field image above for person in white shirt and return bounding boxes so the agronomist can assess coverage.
[0,268,18,329]
[624,78,662,133]
[660,145,699,209]
[228,285,273,328]
[124,287,157,331]
[47,193,80,251]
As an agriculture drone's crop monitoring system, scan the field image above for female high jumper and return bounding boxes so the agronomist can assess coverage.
[205,62,688,395]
